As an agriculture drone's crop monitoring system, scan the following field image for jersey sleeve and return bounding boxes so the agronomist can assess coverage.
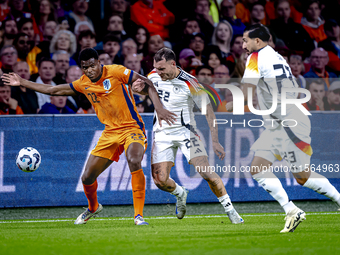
[241,52,262,86]
[108,65,134,84]
[70,78,82,94]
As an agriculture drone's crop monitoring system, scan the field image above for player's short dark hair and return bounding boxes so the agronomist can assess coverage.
[154,47,176,63]
[16,17,33,31]
[244,24,270,42]
[37,57,56,69]
[196,65,214,75]
[79,48,99,63]
[306,78,324,90]
[102,33,121,45]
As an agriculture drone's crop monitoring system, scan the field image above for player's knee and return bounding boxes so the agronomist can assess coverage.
[153,177,168,189]
[126,154,143,169]
[81,170,97,184]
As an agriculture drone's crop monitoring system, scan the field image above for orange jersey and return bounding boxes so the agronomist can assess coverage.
[70,65,145,132]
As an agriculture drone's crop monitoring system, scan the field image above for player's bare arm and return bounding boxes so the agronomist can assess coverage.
[205,103,226,160]
[2,72,76,96]
[226,83,256,112]
[130,72,177,127]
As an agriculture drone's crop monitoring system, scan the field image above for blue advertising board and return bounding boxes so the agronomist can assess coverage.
[0,113,339,208]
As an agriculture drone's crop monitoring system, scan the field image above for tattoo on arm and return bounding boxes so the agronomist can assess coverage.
[206,103,218,143]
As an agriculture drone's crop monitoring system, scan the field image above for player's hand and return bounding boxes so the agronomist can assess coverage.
[6,98,18,110]
[212,142,225,160]
[226,101,233,112]
[132,79,145,93]
[156,108,177,127]
[1,73,22,86]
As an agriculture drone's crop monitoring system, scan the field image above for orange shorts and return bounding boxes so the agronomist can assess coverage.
[91,128,147,162]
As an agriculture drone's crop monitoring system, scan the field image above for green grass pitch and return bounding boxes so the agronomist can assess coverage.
[1,211,339,255]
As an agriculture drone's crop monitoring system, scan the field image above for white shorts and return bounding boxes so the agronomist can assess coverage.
[251,125,313,173]
[151,127,208,165]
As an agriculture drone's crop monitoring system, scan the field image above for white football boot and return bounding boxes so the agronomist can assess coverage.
[74,204,103,225]
[176,187,189,219]
[280,207,306,233]
[134,214,149,225]
[227,208,244,224]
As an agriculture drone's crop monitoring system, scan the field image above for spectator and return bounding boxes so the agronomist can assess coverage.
[34,58,57,109]
[303,78,324,111]
[39,95,76,114]
[304,48,337,91]
[0,83,23,115]
[49,30,77,65]
[214,64,230,100]
[0,18,18,47]
[289,54,306,91]
[183,18,201,35]
[135,99,147,113]
[52,50,70,84]
[231,51,248,82]
[270,0,315,58]
[220,0,246,37]
[17,18,45,70]
[300,0,327,44]
[178,48,202,75]
[110,0,136,36]
[11,61,39,114]
[98,51,112,65]
[323,81,340,111]
[106,14,128,41]
[74,21,95,39]
[226,35,244,73]
[73,29,97,62]
[0,45,18,73]
[0,0,10,22]
[102,33,122,64]
[188,33,206,63]
[196,65,220,111]
[35,20,58,62]
[130,0,175,40]
[235,0,266,25]
[121,38,138,60]
[205,45,223,70]
[141,34,164,73]
[124,53,144,75]
[247,1,265,26]
[51,0,68,19]
[211,20,233,58]
[133,26,150,57]
[194,0,214,42]
[67,0,94,32]
[34,0,58,36]
[319,19,340,75]
[14,33,38,74]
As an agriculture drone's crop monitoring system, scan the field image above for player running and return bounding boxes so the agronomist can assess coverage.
[226,24,340,232]
[2,48,176,225]
[132,48,244,224]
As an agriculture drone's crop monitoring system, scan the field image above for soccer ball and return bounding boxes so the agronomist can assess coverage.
[16,147,41,172]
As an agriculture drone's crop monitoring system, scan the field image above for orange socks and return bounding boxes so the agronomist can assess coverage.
[131,169,146,218]
[83,180,99,213]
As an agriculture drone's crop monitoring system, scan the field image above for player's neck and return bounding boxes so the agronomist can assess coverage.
[174,67,180,78]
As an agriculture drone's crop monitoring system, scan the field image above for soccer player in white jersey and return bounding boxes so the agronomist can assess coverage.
[133,47,244,224]
[227,24,340,233]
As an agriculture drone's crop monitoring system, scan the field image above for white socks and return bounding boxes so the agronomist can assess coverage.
[303,172,340,203]
[253,171,290,207]
[218,194,234,212]
[171,183,184,197]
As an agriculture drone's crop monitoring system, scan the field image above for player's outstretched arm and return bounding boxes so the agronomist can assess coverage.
[130,72,177,127]
[1,72,76,96]
[206,103,226,160]
[226,83,256,112]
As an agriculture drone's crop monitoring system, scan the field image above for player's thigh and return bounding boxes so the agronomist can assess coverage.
[151,139,178,165]
[151,161,173,183]
[82,154,113,184]
[251,153,275,174]
[123,129,147,171]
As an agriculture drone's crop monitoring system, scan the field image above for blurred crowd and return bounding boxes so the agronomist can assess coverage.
[0,0,340,115]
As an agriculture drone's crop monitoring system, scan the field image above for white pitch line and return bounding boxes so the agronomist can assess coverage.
[0,212,339,224]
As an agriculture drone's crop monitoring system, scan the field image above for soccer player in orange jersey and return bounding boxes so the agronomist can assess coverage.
[2,48,176,225]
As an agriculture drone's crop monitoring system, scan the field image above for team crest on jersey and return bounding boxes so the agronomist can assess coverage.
[173,86,180,94]
[103,79,111,90]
